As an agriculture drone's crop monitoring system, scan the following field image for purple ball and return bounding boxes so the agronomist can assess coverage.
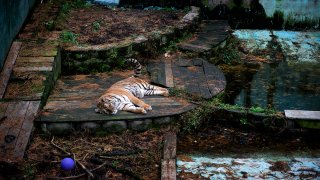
[61,157,75,171]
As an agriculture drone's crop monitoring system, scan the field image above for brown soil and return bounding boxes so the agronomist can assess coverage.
[65,7,185,45]
[18,0,186,46]
[21,127,174,179]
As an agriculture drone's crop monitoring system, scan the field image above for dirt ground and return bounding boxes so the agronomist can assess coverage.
[18,0,186,46]
[16,127,174,179]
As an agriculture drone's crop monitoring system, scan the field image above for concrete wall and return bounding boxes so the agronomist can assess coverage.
[0,0,36,70]
[207,0,320,19]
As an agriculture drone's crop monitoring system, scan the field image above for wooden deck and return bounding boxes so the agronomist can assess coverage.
[178,20,229,53]
[0,40,60,163]
[39,72,195,123]
[148,58,226,99]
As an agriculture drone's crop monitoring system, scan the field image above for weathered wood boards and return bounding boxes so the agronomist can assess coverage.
[161,132,177,180]
[0,42,22,98]
[148,58,226,99]
[0,101,40,162]
[178,20,229,53]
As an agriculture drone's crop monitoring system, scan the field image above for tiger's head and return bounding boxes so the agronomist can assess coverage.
[95,96,118,115]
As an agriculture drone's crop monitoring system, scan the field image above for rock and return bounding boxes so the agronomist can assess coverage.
[153,117,173,125]
[46,123,73,135]
[134,35,148,43]
[181,6,200,23]
[80,122,100,132]
[128,119,152,131]
[102,121,127,133]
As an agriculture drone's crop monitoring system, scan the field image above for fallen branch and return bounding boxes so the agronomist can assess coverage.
[96,149,142,157]
[47,161,108,180]
[50,137,94,179]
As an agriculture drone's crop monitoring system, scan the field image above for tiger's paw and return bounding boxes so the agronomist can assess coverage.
[140,108,147,114]
[144,104,152,111]
[162,89,169,97]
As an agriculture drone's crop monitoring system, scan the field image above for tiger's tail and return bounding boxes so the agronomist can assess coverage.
[126,58,142,77]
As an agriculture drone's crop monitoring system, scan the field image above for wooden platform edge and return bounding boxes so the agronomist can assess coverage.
[0,41,22,98]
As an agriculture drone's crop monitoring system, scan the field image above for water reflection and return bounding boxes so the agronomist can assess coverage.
[221,61,320,111]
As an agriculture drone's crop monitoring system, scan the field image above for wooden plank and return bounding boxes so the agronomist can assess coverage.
[0,42,22,98]
[16,56,54,63]
[164,61,174,88]
[161,159,176,180]
[0,102,17,144]
[285,110,320,121]
[163,132,176,159]
[12,101,40,161]
[13,66,53,72]
[0,102,30,163]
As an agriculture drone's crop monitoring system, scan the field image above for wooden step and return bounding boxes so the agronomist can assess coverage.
[178,20,229,53]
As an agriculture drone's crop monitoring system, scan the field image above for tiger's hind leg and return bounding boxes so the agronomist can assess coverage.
[127,94,152,111]
[121,102,147,114]
[144,85,169,96]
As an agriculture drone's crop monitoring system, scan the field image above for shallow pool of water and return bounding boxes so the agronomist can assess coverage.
[221,61,320,111]
[221,30,320,111]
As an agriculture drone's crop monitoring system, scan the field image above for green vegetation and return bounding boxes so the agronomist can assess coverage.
[249,106,277,115]
[180,103,212,133]
[209,36,241,64]
[60,31,78,44]
[92,21,101,32]
[23,164,36,179]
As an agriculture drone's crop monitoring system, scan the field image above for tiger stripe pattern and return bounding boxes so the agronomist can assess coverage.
[95,59,169,115]
[126,58,142,77]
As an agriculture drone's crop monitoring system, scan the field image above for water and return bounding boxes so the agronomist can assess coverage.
[260,0,320,19]
[223,30,320,111]
[222,62,320,111]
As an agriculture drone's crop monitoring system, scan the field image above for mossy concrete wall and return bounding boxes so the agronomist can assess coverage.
[207,0,320,19]
[0,0,35,70]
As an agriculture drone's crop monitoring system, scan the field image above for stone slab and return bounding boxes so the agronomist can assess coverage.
[285,110,320,121]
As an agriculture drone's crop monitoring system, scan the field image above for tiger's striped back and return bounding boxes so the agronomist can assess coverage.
[125,58,142,77]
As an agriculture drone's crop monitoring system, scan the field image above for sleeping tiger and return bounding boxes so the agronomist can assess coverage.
[95,58,169,115]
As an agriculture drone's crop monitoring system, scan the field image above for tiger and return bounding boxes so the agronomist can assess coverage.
[95,58,169,115]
